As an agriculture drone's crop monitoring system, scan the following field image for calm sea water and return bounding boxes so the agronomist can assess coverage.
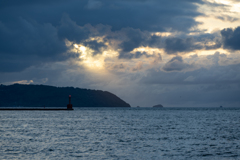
[0,107,240,159]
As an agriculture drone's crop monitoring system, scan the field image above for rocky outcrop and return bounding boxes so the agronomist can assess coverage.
[153,104,163,108]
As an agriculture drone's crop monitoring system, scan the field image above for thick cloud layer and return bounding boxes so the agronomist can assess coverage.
[162,56,191,71]
[0,18,69,72]
[164,32,223,54]
[0,0,203,32]
[0,0,225,72]
[221,26,240,50]
[164,38,202,54]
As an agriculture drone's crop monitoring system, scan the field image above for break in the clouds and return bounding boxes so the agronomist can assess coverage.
[0,0,240,107]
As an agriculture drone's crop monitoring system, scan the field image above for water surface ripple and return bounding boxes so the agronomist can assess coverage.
[0,107,240,159]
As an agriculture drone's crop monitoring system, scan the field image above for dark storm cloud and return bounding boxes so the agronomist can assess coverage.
[163,32,223,54]
[116,28,223,57]
[118,51,151,59]
[0,0,207,72]
[221,26,240,50]
[0,18,70,72]
[73,0,203,32]
[0,0,203,32]
[164,37,203,54]
[162,56,191,71]
[204,39,222,50]
[120,30,162,52]
[102,27,162,59]
[147,35,162,48]
[118,28,147,53]
[195,32,222,50]
[58,14,111,44]
[110,26,221,58]
[58,14,92,43]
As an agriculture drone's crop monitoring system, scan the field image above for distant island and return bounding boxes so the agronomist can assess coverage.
[153,104,163,108]
[0,84,131,107]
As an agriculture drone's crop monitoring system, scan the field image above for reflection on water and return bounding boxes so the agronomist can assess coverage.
[0,107,240,159]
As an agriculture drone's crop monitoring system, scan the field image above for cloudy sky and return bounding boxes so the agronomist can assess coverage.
[1,0,240,107]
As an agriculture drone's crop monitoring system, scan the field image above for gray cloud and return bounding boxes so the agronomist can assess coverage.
[215,15,239,22]
[144,59,240,85]
[164,37,203,54]
[118,51,152,59]
[58,14,92,43]
[147,35,162,48]
[164,32,223,54]
[206,52,227,65]
[118,28,148,53]
[0,18,69,72]
[86,0,102,9]
[0,0,208,72]
[137,60,240,106]
[82,40,106,55]
[204,39,222,50]
[124,31,162,51]
[105,27,162,59]
[162,56,191,71]
[0,0,204,32]
[221,26,240,50]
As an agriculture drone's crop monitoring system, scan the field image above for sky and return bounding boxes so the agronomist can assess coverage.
[0,0,240,107]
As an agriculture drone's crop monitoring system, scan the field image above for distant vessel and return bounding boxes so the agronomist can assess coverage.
[220,106,223,108]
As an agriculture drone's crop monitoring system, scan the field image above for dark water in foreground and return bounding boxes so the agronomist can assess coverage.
[0,107,240,159]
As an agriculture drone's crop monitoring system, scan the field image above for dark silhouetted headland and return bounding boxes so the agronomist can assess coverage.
[0,84,131,107]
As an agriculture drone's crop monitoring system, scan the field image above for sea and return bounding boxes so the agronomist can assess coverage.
[0,107,240,160]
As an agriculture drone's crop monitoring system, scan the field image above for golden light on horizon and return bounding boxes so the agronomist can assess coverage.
[231,3,240,13]
[132,47,164,55]
[74,44,78,48]
[153,32,172,37]
[195,14,240,33]
[82,58,104,69]
[71,43,106,71]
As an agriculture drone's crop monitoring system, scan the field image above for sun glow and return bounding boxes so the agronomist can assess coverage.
[231,3,240,13]
[132,47,164,55]
[152,32,172,37]
[184,48,229,57]
[72,43,106,70]
[196,0,240,33]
